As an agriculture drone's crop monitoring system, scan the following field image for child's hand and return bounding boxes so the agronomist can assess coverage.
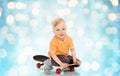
[74,60,81,66]
[60,63,69,69]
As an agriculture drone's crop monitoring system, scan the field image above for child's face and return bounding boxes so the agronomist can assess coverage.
[53,21,66,40]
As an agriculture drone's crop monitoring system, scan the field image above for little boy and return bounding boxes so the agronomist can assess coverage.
[49,18,81,67]
[44,18,81,74]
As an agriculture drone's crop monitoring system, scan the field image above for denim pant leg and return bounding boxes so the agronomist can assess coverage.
[67,55,81,67]
[51,55,71,66]
[67,55,73,64]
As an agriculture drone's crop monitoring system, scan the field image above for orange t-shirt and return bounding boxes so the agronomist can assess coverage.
[48,35,74,57]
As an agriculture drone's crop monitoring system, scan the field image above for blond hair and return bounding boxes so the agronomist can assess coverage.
[52,18,65,27]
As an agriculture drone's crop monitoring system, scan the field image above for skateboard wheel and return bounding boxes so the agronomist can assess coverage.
[70,67,74,72]
[36,63,41,68]
[56,68,61,74]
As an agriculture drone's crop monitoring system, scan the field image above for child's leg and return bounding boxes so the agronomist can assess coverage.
[67,56,73,64]
[67,55,81,66]
[44,59,53,74]
[51,55,71,66]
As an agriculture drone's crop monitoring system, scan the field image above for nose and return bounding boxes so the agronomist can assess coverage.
[59,30,63,33]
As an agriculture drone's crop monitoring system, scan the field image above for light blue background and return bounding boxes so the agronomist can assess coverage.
[0,0,120,76]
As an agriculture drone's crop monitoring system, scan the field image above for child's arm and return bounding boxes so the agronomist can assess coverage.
[71,48,81,65]
[50,51,69,69]
[71,48,77,63]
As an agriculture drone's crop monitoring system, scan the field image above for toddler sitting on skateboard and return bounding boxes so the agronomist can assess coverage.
[44,18,81,74]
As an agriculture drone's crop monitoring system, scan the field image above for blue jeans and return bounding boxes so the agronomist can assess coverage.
[51,55,79,66]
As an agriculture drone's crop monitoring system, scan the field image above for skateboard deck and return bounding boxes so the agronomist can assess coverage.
[33,55,49,62]
[68,64,79,67]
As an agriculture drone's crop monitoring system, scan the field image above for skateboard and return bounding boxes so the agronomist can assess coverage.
[33,55,79,74]
[33,55,49,68]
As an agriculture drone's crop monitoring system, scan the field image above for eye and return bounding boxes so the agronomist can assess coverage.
[62,28,66,30]
[56,29,59,31]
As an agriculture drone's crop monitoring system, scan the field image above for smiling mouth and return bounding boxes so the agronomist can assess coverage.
[60,34,64,37]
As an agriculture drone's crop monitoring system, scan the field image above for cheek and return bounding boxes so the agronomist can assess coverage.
[54,31,59,35]
[63,30,66,33]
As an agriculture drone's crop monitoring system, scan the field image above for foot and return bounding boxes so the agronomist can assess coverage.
[44,69,51,74]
